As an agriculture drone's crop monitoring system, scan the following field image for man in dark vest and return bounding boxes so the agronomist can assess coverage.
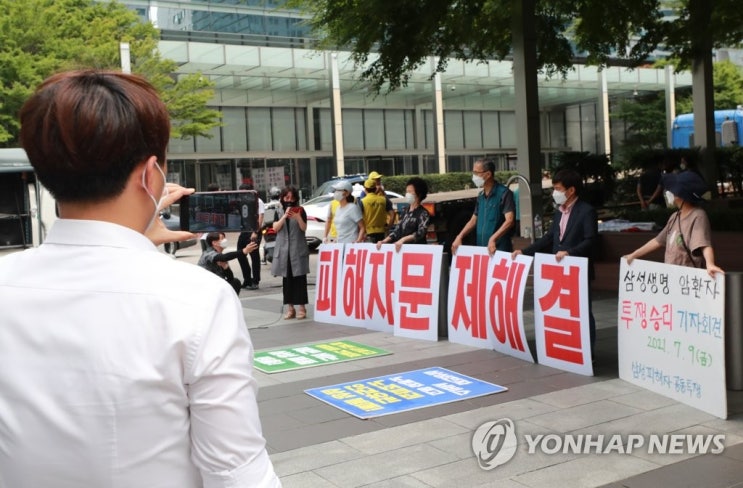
[451,158,516,255]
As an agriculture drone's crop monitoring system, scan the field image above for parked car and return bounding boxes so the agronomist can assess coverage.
[311,174,367,199]
[263,214,324,263]
[160,211,197,255]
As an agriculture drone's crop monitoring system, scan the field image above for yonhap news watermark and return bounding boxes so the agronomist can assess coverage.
[472,418,725,470]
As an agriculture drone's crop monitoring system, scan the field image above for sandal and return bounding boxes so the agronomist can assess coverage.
[284,307,296,320]
[296,307,307,320]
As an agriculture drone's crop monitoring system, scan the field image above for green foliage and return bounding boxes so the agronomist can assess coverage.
[292,0,743,92]
[0,0,220,146]
[675,60,743,114]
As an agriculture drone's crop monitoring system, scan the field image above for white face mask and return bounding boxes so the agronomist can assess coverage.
[472,174,485,188]
[664,191,675,207]
[552,189,567,206]
[333,190,345,201]
[219,238,229,248]
[405,192,415,204]
[142,162,168,229]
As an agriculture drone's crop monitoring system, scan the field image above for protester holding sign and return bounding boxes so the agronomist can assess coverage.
[376,177,430,252]
[512,168,599,351]
[451,158,516,255]
[624,170,724,277]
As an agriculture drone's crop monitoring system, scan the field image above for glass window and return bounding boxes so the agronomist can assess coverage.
[444,111,464,149]
[314,108,332,151]
[549,112,567,149]
[295,108,307,150]
[385,110,406,150]
[482,112,500,148]
[272,108,296,151]
[499,112,517,148]
[168,137,194,154]
[463,111,483,149]
[405,110,416,149]
[222,107,247,152]
[247,108,271,151]
[195,124,221,153]
[581,103,598,154]
[343,109,363,150]
[423,110,434,150]
[364,110,385,150]
[565,106,582,151]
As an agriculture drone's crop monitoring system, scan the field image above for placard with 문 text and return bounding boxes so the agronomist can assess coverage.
[618,258,726,419]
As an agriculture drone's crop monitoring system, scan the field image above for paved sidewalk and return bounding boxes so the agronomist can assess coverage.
[172,245,743,487]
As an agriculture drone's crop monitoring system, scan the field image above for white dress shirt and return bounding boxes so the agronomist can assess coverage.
[0,219,281,488]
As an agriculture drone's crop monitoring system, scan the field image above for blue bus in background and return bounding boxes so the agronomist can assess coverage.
[671,107,743,148]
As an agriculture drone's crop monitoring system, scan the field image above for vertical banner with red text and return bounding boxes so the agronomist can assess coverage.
[314,243,442,340]
[447,247,534,362]
[389,244,443,341]
[533,253,593,376]
[314,243,396,332]
[618,258,726,419]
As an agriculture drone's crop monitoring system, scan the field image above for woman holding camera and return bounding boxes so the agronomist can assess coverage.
[271,185,310,319]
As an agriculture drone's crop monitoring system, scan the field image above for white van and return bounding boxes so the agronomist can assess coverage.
[0,148,57,256]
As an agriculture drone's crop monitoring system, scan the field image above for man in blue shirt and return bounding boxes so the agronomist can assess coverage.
[451,158,516,255]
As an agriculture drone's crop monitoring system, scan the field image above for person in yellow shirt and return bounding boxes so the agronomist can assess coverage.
[323,198,341,243]
[360,178,391,243]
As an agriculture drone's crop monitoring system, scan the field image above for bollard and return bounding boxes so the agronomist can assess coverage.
[438,252,451,338]
[726,272,743,390]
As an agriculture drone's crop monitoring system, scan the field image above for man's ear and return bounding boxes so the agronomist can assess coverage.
[140,156,162,194]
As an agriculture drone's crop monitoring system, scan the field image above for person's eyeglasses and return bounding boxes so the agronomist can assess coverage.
[473,170,487,175]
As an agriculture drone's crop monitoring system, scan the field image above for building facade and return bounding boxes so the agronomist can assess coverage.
[122,0,692,199]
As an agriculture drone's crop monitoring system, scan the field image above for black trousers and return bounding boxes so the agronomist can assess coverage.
[236,232,261,286]
[282,256,308,305]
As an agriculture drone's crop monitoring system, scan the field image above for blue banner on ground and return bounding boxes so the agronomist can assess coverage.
[305,367,508,419]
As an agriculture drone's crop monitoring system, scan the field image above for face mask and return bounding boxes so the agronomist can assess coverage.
[664,191,675,207]
[405,192,415,204]
[281,199,297,209]
[219,238,228,248]
[552,190,567,206]
[333,190,345,201]
[472,174,485,188]
[142,162,168,229]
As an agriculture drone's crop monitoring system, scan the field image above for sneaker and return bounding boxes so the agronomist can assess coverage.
[241,282,253,289]
[249,284,259,290]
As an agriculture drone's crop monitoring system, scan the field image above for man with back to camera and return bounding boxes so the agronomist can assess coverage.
[0,70,281,487]
[512,168,599,355]
[451,158,516,255]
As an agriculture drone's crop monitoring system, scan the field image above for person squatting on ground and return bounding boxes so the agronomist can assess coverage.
[236,183,264,290]
[512,168,599,353]
[0,70,281,487]
[198,231,258,294]
[376,177,430,252]
[272,185,310,320]
[451,157,516,255]
[624,170,724,277]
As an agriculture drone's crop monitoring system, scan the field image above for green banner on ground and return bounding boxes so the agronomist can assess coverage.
[254,340,392,373]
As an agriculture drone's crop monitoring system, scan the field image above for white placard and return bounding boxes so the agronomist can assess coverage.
[533,253,593,376]
[618,258,726,419]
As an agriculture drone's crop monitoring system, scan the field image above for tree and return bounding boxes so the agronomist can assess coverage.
[676,60,743,114]
[0,0,220,146]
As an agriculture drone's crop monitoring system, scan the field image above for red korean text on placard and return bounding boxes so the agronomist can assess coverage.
[489,257,527,351]
[398,252,434,331]
[316,247,340,315]
[539,263,582,364]
[342,247,369,319]
[450,253,489,339]
[366,250,395,325]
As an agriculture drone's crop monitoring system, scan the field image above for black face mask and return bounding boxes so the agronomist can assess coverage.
[281,200,298,209]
